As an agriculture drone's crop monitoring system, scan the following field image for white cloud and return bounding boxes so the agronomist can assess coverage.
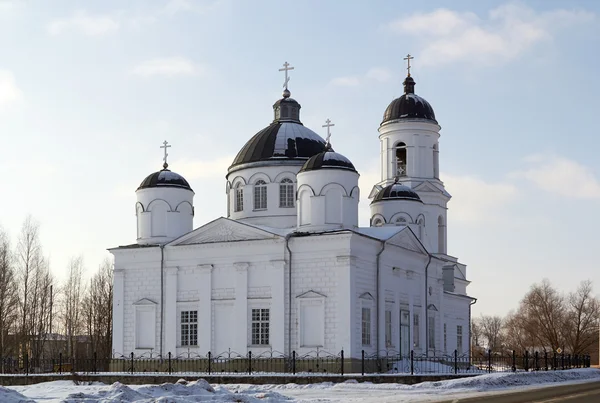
[387,3,595,66]
[511,154,600,199]
[0,69,22,109]
[48,11,119,36]
[329,76,360,87]
[330,67,394,87]
[443,173,518,223]
[131,57,201,78]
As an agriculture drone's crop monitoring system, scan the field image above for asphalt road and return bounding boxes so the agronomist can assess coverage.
[439,381,600,403]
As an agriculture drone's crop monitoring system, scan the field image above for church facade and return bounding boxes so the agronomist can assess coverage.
[110,62,474,360]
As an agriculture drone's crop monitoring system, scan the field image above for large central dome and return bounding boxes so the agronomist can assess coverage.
[229,91,327,170]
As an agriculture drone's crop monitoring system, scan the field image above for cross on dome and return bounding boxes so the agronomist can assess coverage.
[404,54,414,77]
[160,140,171,169]
[322,118,335,147]
[279,61,294,97]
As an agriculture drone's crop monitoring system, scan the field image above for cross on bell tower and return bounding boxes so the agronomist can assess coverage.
[404,54,414,77]
[160,140,171,169]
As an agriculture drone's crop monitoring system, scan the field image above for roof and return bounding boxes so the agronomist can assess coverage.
[371,183,422,203]
[299,149,357,173]
[137,167,193,191]
[381,76,437,125]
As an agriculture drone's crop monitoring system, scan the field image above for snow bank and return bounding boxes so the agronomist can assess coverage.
[0,385,35,403]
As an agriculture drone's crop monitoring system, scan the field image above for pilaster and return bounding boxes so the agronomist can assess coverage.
[269,260,285,353]
[113,269,125,355]
[164,266,178,355]
[234,262,249,353]
[198,264,213,352]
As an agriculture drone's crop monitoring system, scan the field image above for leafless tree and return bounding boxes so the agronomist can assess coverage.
[563,280,600,355]
[82,258,113,359]
[520,279,565,352]
[60,256,85,358]
[477,314,505,352]
[0,227,18,357]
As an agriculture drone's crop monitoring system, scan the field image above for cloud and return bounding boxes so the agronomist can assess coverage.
[131,57,201,78]
[0,70,22,109]
[443,173,518,224]
[48,11,119,36]
[387,3,595,66]
[511,154,600,199]
[330,67,394,87]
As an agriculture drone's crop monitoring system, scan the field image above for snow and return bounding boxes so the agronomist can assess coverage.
[3,368,599,402]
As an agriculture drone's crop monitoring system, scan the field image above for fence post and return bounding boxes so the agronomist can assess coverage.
[168,352,172,375]
[361,350,365,376]
[524,351,529,372]
[544,351,548,371]
[412,350,416,375]
[535,351,539,371]
[561,353,564,370]
[208,351,212,375]
[25,353,28,376]
[454,349,457,374]
[130,352,134,375]
[94,352,97,374]
[292,351,296,375]
[340,349,344,376]
[248,351,252,375]
[488,349,492,373]
[511,350,516,372]
[567,354,571,369]
[59,352,62,374]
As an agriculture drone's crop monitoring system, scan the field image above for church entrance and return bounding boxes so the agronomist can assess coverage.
[399,310,410,356]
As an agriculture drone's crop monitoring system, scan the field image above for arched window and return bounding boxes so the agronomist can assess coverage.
[234,183,244,212]
[395,142,407,177]
[438,216,445,253]
[372,218,383,227]
[254,180,267,210]
[396,217,407,225]
[417,217,425,240]
[279,178,294,208]
[433,143,439,178]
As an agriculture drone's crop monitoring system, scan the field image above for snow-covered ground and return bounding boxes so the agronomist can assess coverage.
[1,368,598,402]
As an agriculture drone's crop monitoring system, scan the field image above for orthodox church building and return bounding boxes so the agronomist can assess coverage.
[110,60,474,360]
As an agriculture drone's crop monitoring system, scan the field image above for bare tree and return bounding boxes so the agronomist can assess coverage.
[477,315,504,352]
[564,280,600,355]
[520,279,565,352]
[82,258,113,360]
[0,227,18,357]
[60,256,85,358]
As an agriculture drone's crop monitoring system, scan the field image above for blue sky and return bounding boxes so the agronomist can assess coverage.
[0,0,599,317]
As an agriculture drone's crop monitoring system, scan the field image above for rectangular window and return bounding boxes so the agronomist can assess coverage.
[362,307,371,346]
[444,323,447,353]
[279,182,295,207]
[457,325,463,354]
[385,310,392,347]
[428,316,435,349]
[180,310,198,346]
[251,308,270,345]
[254,183,267,210]
[235,187,243,212]
[413,313,420,348]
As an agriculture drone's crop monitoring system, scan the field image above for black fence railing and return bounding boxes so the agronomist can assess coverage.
[0,349,591,376]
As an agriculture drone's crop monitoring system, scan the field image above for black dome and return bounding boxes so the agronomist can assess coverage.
[299,148,357,173]
[381,76,437,125]
[137,168,192,191]
[230,92,327,169]
[371,183,421,203]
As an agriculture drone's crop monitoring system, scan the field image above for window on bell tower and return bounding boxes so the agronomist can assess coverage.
[395,142,407,177]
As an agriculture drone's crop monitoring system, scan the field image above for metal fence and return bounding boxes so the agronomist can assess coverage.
[0,349,591,376]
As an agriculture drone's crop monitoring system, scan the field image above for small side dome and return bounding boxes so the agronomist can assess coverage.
[137,167,192,191]
[381,76,437,125]
[371,183,421,203]
[299,148,357,173]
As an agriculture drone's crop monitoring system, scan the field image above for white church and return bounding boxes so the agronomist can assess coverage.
[110,60,474,360]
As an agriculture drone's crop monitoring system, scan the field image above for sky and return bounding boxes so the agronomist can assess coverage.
[0,0,599,318]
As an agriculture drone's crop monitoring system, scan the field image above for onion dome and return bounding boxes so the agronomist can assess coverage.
[299,147,357,173]
[381,76,436,125]
[230,89,327,169]
[371,182,421,203]
[137,163,192,191]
